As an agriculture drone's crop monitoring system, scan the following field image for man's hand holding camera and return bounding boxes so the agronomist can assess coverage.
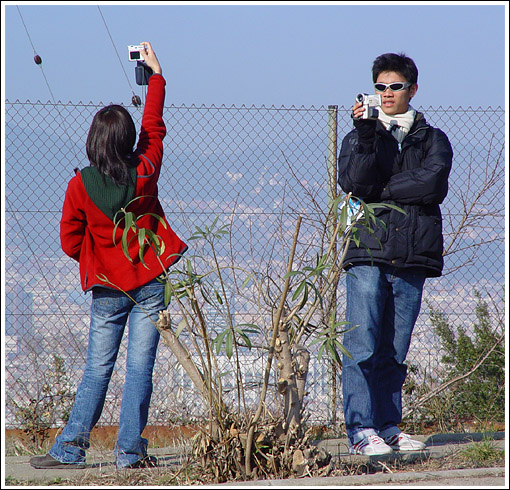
[352,99,377,147]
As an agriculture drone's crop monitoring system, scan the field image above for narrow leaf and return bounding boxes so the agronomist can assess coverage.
[225,330,233,358]
[292,280,306,302]
[164,281,172,306]
[175,319,187,337]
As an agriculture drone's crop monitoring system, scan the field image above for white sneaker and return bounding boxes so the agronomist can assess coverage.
[349,433,393,456]
[381,431,426,451]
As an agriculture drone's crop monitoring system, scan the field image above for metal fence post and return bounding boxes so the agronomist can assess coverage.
[327,105,338,218]
[327,105,339,426]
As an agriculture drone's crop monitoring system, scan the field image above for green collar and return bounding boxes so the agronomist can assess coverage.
[80,166,137,221]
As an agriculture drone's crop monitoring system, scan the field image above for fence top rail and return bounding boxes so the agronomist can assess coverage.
[5,99,505,114]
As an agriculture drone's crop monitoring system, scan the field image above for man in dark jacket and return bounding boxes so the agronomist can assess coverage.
[337,52,453,456]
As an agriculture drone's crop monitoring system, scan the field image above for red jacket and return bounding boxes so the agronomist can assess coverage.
[60,74,187,292]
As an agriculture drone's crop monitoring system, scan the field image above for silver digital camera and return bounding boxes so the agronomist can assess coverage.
[356,93,381,119]
[128,45,146,62]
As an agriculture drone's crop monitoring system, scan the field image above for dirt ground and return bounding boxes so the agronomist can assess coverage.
[5,424,199,451]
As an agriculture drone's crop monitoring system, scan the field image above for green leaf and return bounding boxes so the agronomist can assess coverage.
[225,330,233,358]
[175,319,187,337]
[121,235,132,262]
[120,212,134,261]
[138,247,150,269]
[283,270,303,279]
[186,259,193,277]
[236,323,261,334]
[317,343,326,362]
[235,329,252,349]
[213,329,229,355]
[123,211,134,231]
[164,281,172,306]
[112,213,125,245]
[201,287,217,307]
[326,341,342,366]
[138,212,169,228]
[309,336,324,347]
[339,200,348,231]
[145,230,162,255]
[299,283,309,308]
[215,225,229,237]
[367,202,407,215]
[334,322,358,335]
[358,200,370,222]
[189,226,206,240]
[351,230,360,247]
[335,339,353,360]
[242,275,253,288]
[218,370,232,379]
[96,273,108,283]
[331,194,345,219]
[137,227,146,250]
[292,280,306,302]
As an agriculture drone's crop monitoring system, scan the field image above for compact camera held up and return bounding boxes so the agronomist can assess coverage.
[356,93,382,120]
[128,44,153,86]
[128,45,147,62]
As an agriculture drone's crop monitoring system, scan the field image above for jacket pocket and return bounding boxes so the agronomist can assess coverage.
[352,207,390,251]
[414,214,443,259]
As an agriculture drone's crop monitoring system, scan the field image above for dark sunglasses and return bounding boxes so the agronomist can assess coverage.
[374,82,412,92]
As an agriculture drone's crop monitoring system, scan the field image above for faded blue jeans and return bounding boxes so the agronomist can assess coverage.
[49,277,164,468]
[341,264,426,444]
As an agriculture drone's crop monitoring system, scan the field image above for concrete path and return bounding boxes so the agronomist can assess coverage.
[4,432,506,487]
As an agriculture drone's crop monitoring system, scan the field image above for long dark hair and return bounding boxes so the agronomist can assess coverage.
[86,104,137,186]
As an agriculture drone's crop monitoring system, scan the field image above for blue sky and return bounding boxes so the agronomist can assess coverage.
[2,1,508,109]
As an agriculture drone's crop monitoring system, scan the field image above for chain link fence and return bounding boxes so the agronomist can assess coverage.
[4,99,505,429]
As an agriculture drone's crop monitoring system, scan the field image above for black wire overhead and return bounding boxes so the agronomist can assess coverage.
[97,6,145,108]
[12,6,78,343]
[17,5,57,104]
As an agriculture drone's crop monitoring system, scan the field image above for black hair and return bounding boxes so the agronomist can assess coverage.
[86,104,137,187]
[372,52,418,85]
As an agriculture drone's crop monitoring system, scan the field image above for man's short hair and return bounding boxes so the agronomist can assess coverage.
[372,52,418,85]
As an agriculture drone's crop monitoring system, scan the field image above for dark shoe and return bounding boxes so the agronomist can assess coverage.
[30,453,87,469]
[122,455,158,469]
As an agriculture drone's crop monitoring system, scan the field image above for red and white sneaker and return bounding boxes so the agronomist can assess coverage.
[349,433,393,455]
[380,430,426,451]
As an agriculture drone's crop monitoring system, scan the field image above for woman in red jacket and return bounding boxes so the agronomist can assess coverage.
[30,42,187,470]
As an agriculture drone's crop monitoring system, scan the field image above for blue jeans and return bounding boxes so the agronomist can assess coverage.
[341,264,426,443]
[49,277,164,468]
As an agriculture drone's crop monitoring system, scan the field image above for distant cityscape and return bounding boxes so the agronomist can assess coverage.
[4,249,338,428]
[4,238,504,429]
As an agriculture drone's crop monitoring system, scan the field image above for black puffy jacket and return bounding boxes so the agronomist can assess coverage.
[337,112,453,278]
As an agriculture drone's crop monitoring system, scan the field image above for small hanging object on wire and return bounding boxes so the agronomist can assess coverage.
[34,54,42,65]
[132,94,141,107]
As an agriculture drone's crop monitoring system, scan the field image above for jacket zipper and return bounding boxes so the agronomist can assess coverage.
[398,125,428,168]
[401,126,427,261]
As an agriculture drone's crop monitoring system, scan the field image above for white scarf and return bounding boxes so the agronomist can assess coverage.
[378,105,416,144]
